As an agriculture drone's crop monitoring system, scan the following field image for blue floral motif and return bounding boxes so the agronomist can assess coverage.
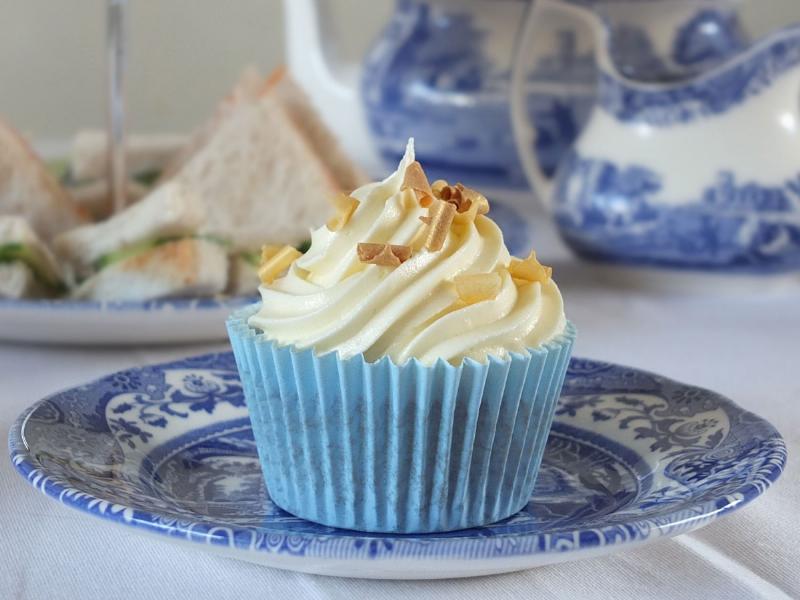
[106,368,245,451]
[599,25,800,125]
[553,154,800,271]
[672,9,747,71]
[8,354,786,568]
[361,1,597,187]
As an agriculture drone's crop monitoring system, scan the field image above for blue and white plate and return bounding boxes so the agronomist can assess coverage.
[9,353,785,579]
[0,296,256,345]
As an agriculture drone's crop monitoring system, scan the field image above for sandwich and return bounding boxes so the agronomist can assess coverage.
[1,66,366,302]
[162,66,367,293]
[0,117,88,240]
[65,130,187,219]
[67,178,150,221]
[69,130,187,184]
[54,180,228,301]
[0,216,64,299]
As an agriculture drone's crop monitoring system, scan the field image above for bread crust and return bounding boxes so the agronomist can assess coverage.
[0,117,88,240]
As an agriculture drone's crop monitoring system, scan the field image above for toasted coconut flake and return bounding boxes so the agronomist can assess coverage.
[402,161,433,202]
[431,181,489,216]
[454,194,490,224]
[357,243,412,267]
[327,193,360,231]
[408,221,430,249]
[509,251,552,284]
[259,245,302,284]
[424,200,457,251]
[260,244,283,263]
[453,272,503,304]
[431,180,448,196]
[460,186,490,214]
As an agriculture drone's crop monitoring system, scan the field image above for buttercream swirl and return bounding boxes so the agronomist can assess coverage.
[249,141,566,365]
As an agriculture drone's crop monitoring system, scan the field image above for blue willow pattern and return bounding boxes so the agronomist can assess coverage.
[9,353,785,561]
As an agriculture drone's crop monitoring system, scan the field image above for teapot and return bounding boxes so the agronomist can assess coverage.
[284,0,748,189]
[283,0,599,187]
[512,0,800,274]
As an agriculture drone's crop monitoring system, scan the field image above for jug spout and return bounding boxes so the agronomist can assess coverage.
[550,20,800,273]
[281,0,381,174]
[511,0,751,208]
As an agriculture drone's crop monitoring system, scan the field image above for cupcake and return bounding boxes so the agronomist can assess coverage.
[227,139,576,533]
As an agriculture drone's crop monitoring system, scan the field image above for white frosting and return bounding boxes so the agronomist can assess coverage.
[249,140,566,365]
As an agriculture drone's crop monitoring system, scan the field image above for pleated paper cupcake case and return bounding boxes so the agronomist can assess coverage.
[227,305,576,533]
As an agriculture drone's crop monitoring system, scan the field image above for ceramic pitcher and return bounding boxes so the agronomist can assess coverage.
[284,0,746,189]
[512,0,800,273]
[284,0,597,187]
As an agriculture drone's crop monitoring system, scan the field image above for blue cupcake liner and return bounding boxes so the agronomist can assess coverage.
[227,305,576,533]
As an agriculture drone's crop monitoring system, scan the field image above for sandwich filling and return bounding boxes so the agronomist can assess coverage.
[0,243,64,291]
[90,234,228,275]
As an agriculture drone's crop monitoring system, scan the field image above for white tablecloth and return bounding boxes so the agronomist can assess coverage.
[1,216,798,600]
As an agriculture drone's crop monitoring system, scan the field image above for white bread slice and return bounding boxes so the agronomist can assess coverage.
[175,93,344,250]
[0,117,87,240]
[68,178,149,221]
[160,66,266,180]
[0,215,63,294]
[0,262,44,299]
[164,67,366,192]
[271,69,366,192]
[69,130,187,182]
[55,180,206,281]
[71,237,228,301]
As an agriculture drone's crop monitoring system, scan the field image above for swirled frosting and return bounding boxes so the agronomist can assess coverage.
[249,140,566,365]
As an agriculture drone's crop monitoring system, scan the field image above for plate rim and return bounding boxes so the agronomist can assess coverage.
[0,295,256,312]
[8,354,787,566]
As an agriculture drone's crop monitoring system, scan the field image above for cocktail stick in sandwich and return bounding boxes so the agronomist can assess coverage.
[0,216,64,299]
[54,181,228,301]
[0,117,88,240]
[161,66,367,294]
[65,130,188,219]
[69,130,188,184]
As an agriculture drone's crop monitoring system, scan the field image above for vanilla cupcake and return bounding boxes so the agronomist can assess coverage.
[227,140,575,533]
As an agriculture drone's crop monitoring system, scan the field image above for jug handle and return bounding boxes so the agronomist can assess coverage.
[282,0,380,174]
[510,0,598,210]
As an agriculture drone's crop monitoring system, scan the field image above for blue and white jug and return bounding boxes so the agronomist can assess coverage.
[359,0,601,187]
[513,0,800,274]
[285,0,747,190]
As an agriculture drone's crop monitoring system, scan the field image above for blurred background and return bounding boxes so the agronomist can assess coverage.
[0,0,389,140]
[1,0,798,141]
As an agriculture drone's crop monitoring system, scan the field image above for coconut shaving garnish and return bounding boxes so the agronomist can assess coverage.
[424,200,457,251]
[357,243,412,267]
[327,193,360,231]
[259,245,302,284]
[453,271,503,304]
[401,161,433,202]
[509,251,553,285]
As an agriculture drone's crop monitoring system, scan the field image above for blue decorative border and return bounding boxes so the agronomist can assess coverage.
[599,24,800,125]
[553,153,800,272]
[0,295,256,312]
[8,355,786,563]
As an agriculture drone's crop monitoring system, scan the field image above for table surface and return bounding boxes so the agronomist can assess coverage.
[1,215,797,600]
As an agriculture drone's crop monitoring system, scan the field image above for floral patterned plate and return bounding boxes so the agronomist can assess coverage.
[0,296,256,345]
[8,353,786,579]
